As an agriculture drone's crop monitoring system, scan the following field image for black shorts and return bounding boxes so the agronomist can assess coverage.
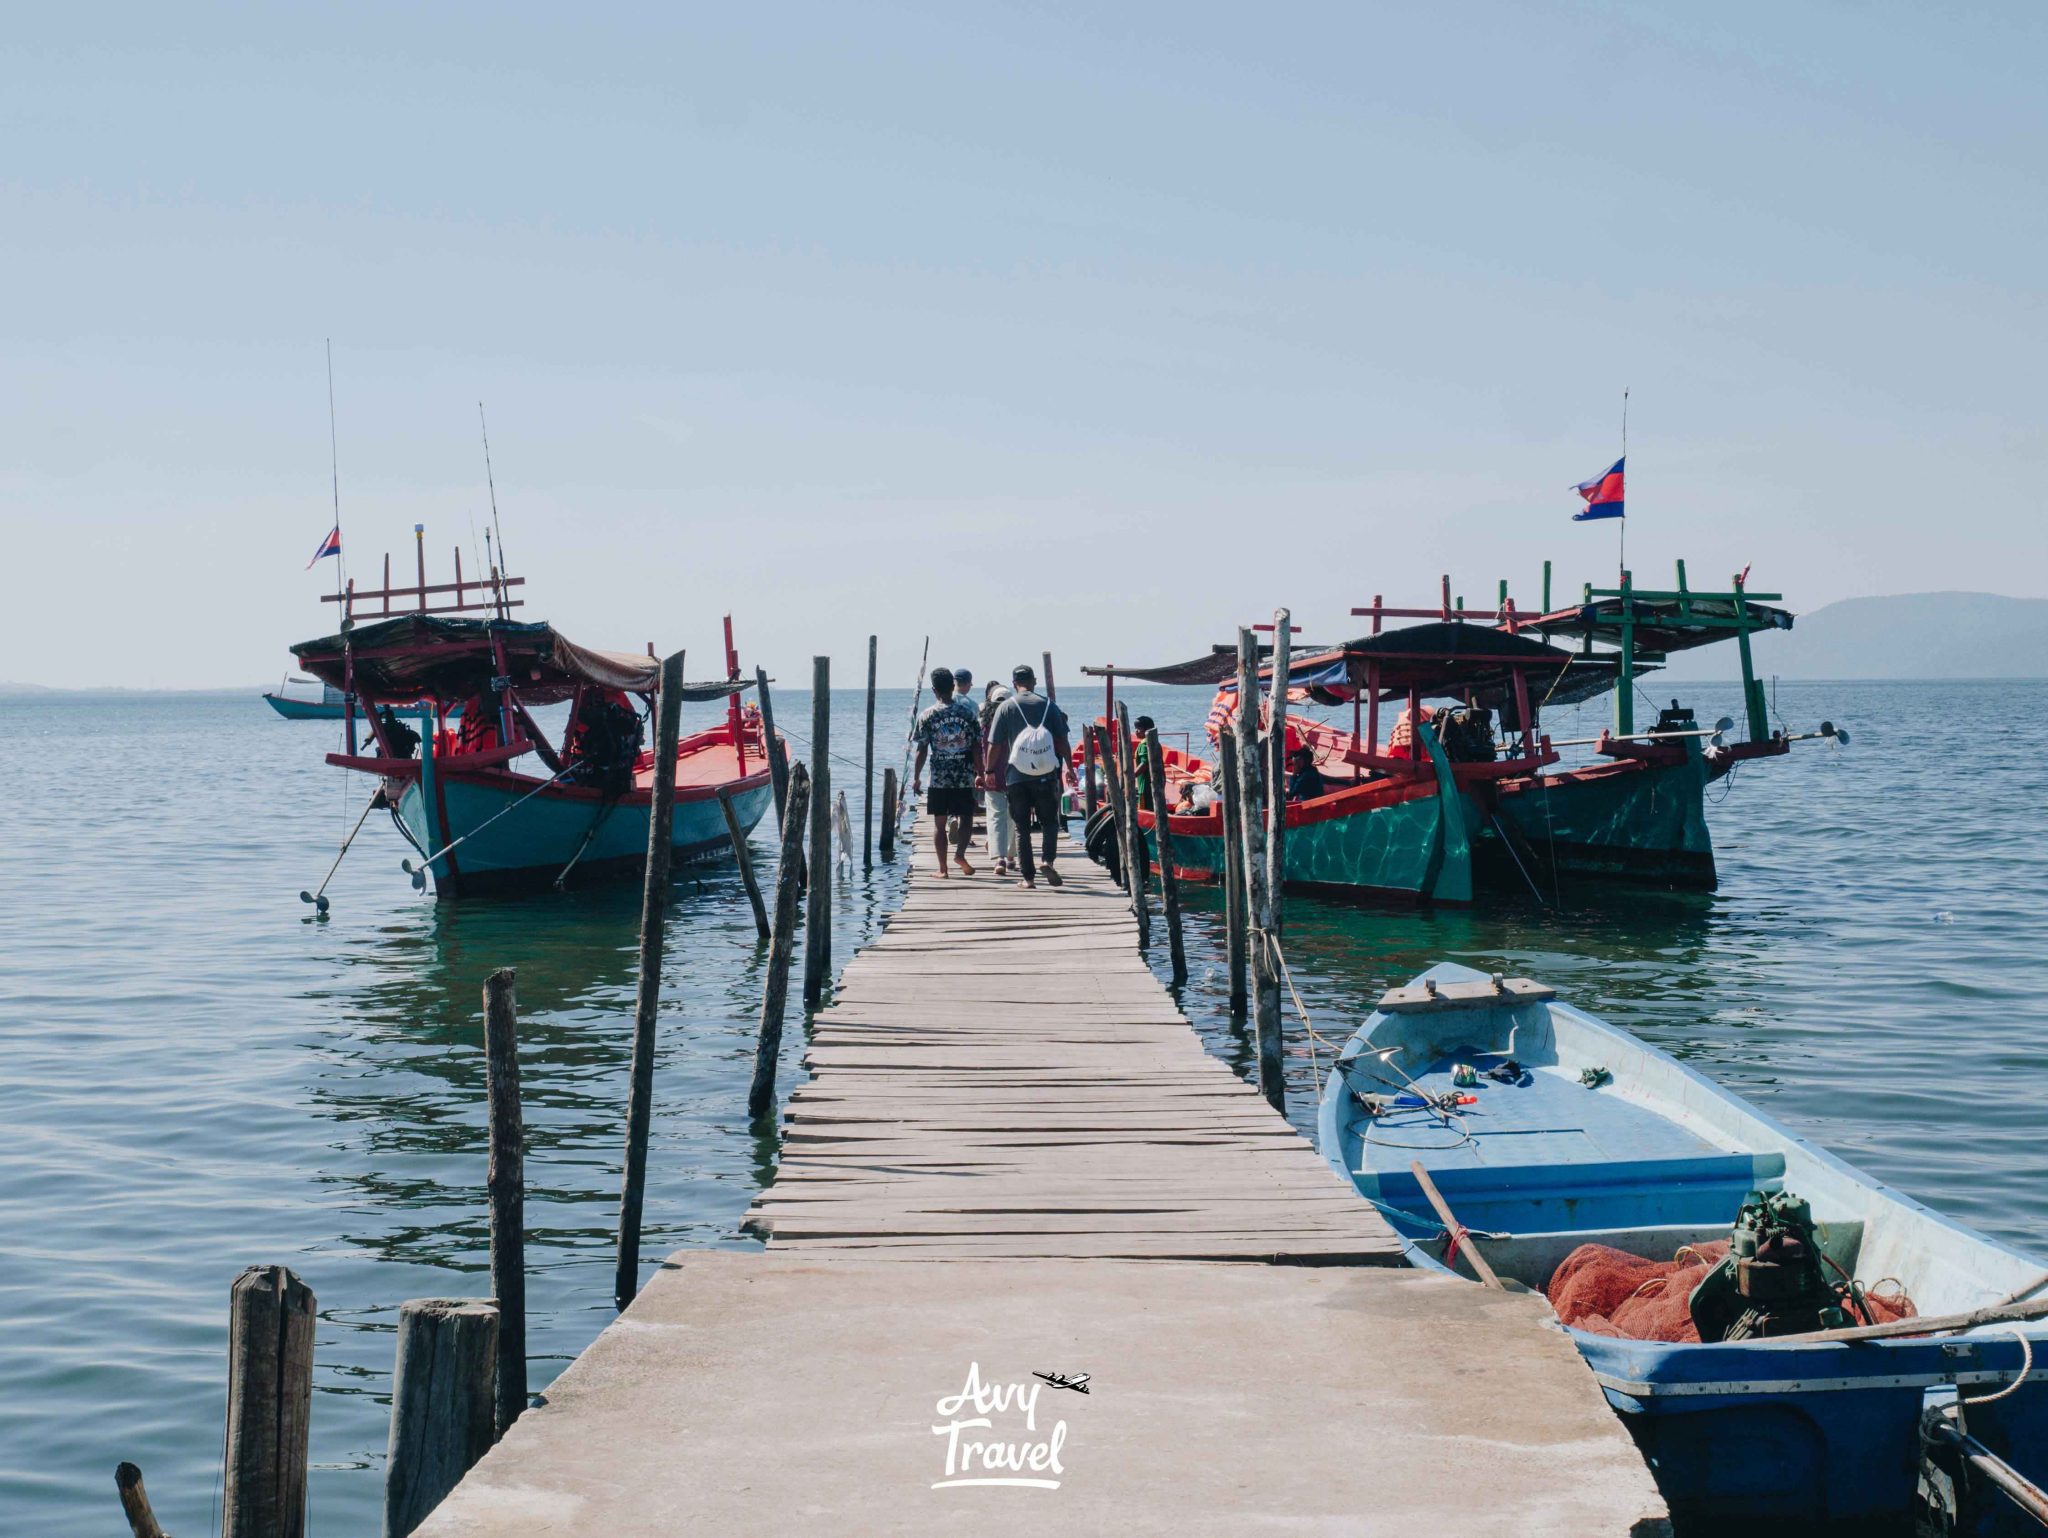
[927,786,976,817]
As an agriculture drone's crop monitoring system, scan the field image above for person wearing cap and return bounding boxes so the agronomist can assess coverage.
[945,668,978,868]
[982,664,1073,888]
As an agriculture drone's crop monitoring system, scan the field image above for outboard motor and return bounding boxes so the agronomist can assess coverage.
[1689,1190,1853,1342]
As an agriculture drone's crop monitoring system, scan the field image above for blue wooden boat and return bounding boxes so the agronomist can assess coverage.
[264,676,348,719]
[1317,963,2048,1532]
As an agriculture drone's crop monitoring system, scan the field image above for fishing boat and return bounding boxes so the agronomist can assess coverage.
[288,547,774,899]
[1082,621,1585,903]
[263,674,454,722]
[1317,963,2048,1532]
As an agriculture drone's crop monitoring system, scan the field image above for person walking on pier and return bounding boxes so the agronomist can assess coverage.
[912,667,981,877]
[979,679,1017,875]
[984,663,1072,889]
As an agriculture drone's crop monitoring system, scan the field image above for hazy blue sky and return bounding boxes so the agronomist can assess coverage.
[4,3,2044,687]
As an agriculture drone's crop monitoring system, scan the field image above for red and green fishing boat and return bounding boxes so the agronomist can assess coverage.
[289,550,775,899]
[1082,622,1585,904]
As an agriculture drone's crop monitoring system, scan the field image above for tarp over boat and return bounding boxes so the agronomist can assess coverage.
[291,615,754,706]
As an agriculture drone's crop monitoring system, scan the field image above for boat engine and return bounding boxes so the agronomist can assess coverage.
[1688,1190,1854,1342]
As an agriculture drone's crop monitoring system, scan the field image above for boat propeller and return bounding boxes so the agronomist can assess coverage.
[299,790,384,915]
[1785,720,1850,747]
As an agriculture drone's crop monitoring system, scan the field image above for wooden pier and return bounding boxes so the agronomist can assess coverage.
[418,860,1668,1535]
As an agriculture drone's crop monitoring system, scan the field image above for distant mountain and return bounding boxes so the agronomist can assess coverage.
[1665,591,2048,680]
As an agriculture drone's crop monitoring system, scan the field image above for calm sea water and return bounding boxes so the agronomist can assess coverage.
[2,678,2045,1532]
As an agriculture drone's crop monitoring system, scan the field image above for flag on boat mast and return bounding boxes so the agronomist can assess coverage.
[307,525,342,568]
[1571,458,1625,521]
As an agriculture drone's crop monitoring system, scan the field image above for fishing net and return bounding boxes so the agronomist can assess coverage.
[1546,1241,1917,1342]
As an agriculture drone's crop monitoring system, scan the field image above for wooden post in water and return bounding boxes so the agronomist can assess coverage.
[749,762,812,1119]
[481,969,526,1439]
[614,649,684,1312]
[383,1298,498,1538]
[803,657,832,1008]
[1234,628,1285,1112]
[114,1463,168,1538]
[1093,725,1131,894]
[879,767,898,858]
[1218,736,1247,1015]
[1265,608,1290,940]
[1042,649,1056,702]
[1082,726,1099,818]
[1114,703,1151,950]
[755,665,786,832]
[1144,725,1187,985]
[223,1264,315,1538]
[863,634,877,867]
[716,788,770,938]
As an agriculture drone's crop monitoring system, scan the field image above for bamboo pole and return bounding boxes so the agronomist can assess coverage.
[1218,733,1247,1015]
[755,665,786,832]
[716,788,770,938]
[1410,1161,1505,1291]
[803,657,832,1008]
[481,969,525,1438]
[1114,702,1151,950]
[1235,628,1284,1112]
[749,763,812,1118]
[863,635,877,867]
[613,649,684,1312]
[1144,725,1187,985]
[879,767,898,859]
[1265,607,1290,938]
[223,1265,316,1538]
[383,1299,498,1537]
[114,1463,168,1538]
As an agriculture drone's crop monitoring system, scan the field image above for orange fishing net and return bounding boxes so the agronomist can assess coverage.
[1546,1242,1917,1342]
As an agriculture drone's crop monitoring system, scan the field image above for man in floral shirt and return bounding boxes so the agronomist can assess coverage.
[912,667,983,877]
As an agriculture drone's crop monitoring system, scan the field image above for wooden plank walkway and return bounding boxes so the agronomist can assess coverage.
[418,842,1670,1535]
[745,857,1403,1263]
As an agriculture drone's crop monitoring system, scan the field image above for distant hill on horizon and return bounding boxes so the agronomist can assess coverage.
[1660,591,2048,681]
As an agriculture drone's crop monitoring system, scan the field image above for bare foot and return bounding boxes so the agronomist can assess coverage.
[935,863,949,877]
[954,855,976,876]
[1017,876,1036,889]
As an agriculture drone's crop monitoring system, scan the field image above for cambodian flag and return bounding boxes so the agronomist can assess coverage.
[306,525,341,568]
[1573,457,1625,520]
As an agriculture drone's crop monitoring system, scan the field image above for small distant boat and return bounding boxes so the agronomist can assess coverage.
[1317,964,2048,1531]
[263,675,349,719]
[263,674,453,722]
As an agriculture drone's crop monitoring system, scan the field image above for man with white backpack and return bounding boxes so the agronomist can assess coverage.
[982,663,1073,888]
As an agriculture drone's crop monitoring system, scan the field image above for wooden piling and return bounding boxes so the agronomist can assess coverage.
[862,635,877,867]
[1082,726,1100,818]
[803,657,832,1008]
[1093,725,1131,893]
[614,649,684,1312]
[1042,649,1056,702]
[878,767,898,859]
[1235,628,1285,1113]
[1212,737,1245,1015]
[749,762,812,1120]
[223,1264,315,1538]
[1144,725,1187,985]
[383,1298,499,1538]
[755,665,786,831]
[114,1462,168,1538]
[1114,703,1151,950]
[716,788,770,938]
[481,969,526,1439]
[1265,607,1291,940]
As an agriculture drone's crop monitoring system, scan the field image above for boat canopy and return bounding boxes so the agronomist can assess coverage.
[1078,646,1289,687]
[1530,594,1794,654]
[291,615,752,706]
[1290,622,1578,704]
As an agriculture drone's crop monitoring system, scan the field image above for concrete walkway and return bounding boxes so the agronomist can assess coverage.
[418,855,1668,1536]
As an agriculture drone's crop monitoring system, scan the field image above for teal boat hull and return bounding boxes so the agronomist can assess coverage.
[263,692,345,720]
[1485,742,1716,890]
